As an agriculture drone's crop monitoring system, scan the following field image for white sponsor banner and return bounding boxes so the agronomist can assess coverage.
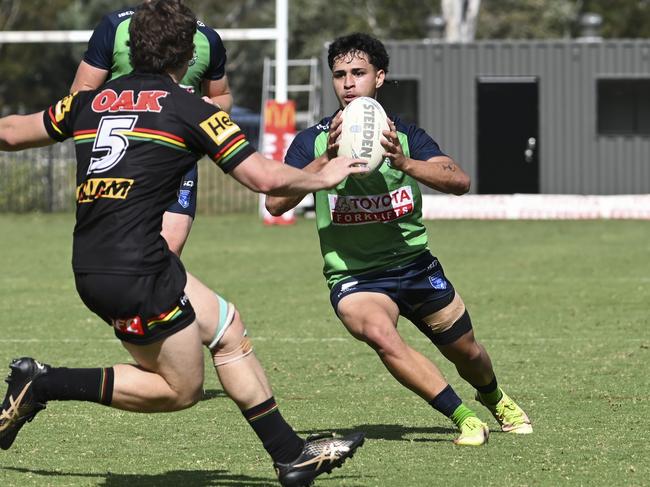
[329,186,414,225]
[422,194,650,220]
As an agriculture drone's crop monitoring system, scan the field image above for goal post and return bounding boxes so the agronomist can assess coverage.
[0,0,289,101]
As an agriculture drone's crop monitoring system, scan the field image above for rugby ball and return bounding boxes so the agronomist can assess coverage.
[338,96,389,177]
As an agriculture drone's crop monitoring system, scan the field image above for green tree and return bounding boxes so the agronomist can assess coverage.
[2,0,650,114]
[187,0,442,111]
[477,0,581,39]
[0,0,92,112]
[581,0,650,38]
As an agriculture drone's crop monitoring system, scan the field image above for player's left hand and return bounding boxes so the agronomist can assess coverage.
[381,118,407,170]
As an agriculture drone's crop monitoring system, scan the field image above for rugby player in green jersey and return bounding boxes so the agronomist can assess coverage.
[71,2,233,256]
[267,33,532,446]
[0,3,367,485]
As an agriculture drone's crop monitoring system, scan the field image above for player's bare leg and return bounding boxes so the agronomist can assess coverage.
[184,272,365,482]
[185,272,272,407]
[116,321,204,412]
[437,330,495,386]
[431,295,532,434]
[337,292,488,445]
[337,292,448,400]
[0,321,205,450]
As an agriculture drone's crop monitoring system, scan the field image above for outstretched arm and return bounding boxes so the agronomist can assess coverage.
[0,113,54,151]
[230,152,367,197]
[266,112,343,215]
[265,154,329,215]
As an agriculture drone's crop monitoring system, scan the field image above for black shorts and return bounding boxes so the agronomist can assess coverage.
[166,164,198,218]
[74,254,195,345]
[330,251,461,342]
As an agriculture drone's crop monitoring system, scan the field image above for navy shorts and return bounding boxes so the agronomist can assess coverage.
[166,164,198,218]
[330,251,471,344]
[74,253,195,345]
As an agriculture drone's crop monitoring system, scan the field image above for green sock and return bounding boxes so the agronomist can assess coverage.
[450,404,476,427]
[479,387,503,406]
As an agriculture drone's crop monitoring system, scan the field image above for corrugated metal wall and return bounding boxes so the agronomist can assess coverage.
[322,40,650,194]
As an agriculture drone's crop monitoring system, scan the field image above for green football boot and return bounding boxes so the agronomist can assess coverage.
[453,416,489,446]
[476,389,533,434]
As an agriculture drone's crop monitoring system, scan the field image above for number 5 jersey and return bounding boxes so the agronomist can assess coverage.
[43,73,255,275]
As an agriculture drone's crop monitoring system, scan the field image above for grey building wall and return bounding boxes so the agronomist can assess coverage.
[322,40,650,194]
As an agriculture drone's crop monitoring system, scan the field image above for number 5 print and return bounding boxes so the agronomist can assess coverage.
[87,115,138,175]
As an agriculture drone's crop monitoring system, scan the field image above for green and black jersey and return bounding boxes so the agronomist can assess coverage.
[285,113,446,288]
[83,7,226,95]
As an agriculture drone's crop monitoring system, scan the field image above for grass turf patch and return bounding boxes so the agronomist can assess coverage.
[0,214,648,486]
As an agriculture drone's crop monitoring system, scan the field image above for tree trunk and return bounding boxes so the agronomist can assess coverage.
[442,0,481,42]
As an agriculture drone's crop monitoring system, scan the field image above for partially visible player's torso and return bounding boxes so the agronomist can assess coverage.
[44,73,253,276]
[286,115,445,288]
[89,8,225,95]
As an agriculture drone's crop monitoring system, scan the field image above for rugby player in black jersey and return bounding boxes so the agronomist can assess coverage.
[0,1,366,485]
[71,1,234,257]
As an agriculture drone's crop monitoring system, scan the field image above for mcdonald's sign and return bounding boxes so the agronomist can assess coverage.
[264,100,296,131]
[260,100,298,224]
[262,100,296,162]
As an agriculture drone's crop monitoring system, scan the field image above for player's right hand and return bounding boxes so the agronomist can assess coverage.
[319,156,368,188]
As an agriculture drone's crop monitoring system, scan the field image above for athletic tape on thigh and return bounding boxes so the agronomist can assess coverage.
[208,293,236,350]
[213,336,254,367]
[433,310,473,345]
[420,292,466,334]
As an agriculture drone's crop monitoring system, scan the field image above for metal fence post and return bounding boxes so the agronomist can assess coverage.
[47,145,54,212]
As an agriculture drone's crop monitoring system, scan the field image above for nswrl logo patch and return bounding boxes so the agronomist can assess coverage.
[178,189,191,209]
[428,275,448,290]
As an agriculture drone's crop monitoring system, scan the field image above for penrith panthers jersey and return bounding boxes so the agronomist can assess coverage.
[43,72,255,275]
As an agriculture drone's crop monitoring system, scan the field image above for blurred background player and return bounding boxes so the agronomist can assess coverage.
[0,2,367,485]
[71,2,233,256]
[266,32,532,446]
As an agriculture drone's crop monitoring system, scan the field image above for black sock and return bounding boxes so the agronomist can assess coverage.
[242,397,304,464]
[32,367,114,405]
[428,384,463,417]
[473,376,503,405]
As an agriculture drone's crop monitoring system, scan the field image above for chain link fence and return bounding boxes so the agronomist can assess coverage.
[0,142,77,212]
[0,117,261,214]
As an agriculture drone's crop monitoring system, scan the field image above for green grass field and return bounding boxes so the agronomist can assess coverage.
[0,214,648,487]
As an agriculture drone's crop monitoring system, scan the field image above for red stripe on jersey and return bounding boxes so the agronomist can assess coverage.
[213,134,246,159]
[73,129,97,136]
[133,127,185,143]
[47,107,62,130]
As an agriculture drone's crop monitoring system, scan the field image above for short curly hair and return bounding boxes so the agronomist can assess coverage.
[129,0,196,74]
[327,33,389,73]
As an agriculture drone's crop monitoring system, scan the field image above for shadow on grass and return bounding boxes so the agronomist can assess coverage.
[201,388,227,401]
[306,423,457,443]
[3,467,278,486]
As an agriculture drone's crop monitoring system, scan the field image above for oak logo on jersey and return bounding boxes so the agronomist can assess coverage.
[199,111,240,145]
[77,177,134,203]
[328,186,414,225]
[54,92,77,122]
[92,89,168,113]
